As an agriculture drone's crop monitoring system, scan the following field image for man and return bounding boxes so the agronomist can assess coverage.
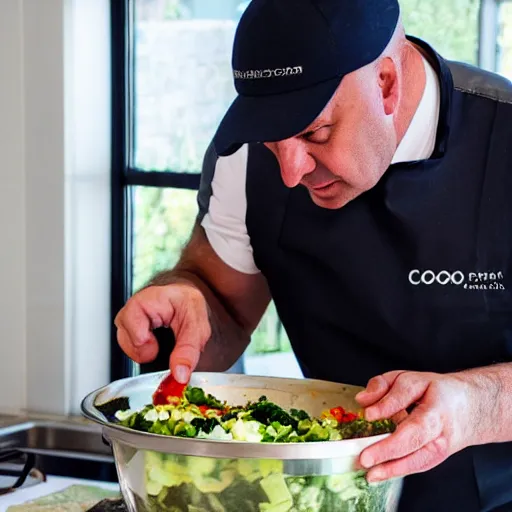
[115,0,512,510]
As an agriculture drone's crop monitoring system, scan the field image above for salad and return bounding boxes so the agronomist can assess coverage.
[127,453,398,512]
[96,386,400,511]
[98,386,395,444]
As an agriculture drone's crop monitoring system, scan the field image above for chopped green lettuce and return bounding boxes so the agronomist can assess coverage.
[112,387,395,446]
[139,451,401,512]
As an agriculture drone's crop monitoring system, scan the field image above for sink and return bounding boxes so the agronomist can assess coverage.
[0,420,118,483]
[0,422,112,460]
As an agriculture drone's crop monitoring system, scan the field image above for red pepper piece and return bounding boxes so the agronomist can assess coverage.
[340,412,358,423]
[327,406,359,423]
[329,406,345,423]
[152,373,187,406]
[198,405,223,416]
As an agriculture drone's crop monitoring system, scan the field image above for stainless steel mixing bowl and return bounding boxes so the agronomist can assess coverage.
[82,371,403,511]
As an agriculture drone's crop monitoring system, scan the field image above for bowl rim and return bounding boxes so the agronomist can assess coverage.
[81,371,391,460]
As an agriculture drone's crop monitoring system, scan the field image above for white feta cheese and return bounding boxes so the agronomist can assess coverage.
[182,411,196,424]
[197,425,234,441]
[158,410,170,421]
[144,409,159,423]
[114,409,135,421]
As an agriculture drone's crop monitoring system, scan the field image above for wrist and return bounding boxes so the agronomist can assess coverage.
[146,269,199,289]
[452,367,503,445]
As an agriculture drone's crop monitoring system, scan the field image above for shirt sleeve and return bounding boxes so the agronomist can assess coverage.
[197,142,260,275]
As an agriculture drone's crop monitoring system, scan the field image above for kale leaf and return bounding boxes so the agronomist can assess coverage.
[191,417,219,434]
[95,397,130,421]
[185,387,224,409]
[290,408,310,421]
[245,396,298,428]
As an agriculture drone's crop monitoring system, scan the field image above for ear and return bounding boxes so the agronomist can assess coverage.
[378,57,399,116]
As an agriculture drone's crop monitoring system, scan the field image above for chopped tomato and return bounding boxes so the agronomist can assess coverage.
[340,412,358,423]
[153,373,187,406]
[327,406,358,424]
[198,405,210,415]
[329,406,345,423]
[198,405,223,416]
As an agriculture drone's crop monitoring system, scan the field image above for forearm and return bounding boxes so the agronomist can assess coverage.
[457,362,512,445]
[147,268,251,372]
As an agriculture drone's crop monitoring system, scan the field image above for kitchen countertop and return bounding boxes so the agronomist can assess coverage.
[0,412,98,429]
[0,475,120,511]
[0,415,31,430]
[0,412,119,510]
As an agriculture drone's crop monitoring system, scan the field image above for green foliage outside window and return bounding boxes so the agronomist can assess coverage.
[400,0,480,65]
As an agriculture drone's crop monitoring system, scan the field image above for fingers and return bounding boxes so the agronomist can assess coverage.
[115,284,211,376]
[356,370,408,407]
[115,297,160,363]
[360,372,430,421]
[355,371,466,482]
[391,410,409,424]
[360,404,444,472]
[116,326,158,364]
[167,286,212,383]
[355,375,392,406]
[366,435,449,483]
[115,292,165,347]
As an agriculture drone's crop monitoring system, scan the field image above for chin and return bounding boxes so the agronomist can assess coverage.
[308,183,361,210]
[310,196,348,210]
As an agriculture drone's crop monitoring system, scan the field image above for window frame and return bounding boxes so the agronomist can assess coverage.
[479,0,501,71]
[109,0,503,382]
[110,0,202,381]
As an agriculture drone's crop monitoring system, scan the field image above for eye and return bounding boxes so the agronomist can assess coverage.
[303,125,332,144]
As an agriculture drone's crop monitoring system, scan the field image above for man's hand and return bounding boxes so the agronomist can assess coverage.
[115,282,211,383]
[114,224,271,383]
[355,370,492,483]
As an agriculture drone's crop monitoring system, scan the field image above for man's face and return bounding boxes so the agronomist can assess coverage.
[264,60,399,209]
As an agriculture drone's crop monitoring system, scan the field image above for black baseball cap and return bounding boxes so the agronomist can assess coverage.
[213,0,400,157]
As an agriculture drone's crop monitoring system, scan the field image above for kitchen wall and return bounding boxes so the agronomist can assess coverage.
[0,0,111,416]
[0,0,26,414]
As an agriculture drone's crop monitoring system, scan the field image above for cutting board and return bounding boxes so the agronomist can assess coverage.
[0,477,120,512]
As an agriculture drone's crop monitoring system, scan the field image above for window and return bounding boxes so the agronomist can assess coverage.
[400,0,480,64]
[110,0,294,380]
[498,1,512,79]
[111,0,506,381]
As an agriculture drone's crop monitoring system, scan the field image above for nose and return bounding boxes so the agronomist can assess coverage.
[268,139,316,188]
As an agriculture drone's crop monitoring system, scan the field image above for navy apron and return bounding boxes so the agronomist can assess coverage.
[245,38,512,511]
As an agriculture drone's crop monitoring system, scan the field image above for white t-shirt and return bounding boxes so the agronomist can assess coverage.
[201,56,441,275]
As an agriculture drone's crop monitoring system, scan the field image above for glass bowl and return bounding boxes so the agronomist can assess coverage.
[82,372,403,511]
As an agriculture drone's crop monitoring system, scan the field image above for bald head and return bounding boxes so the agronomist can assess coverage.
[380,18,408,62]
